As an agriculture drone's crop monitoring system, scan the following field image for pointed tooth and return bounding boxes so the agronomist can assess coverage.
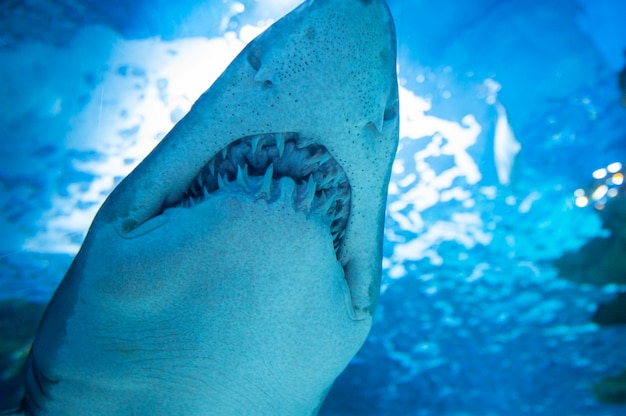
[218,174,228,190]
[203,185,210,198]
[330,220,343,235]
[301,161,319,176]
[242,164,250,183]
[314,191,337,222]
[298,177,316,211]
[333,235,342,252]
[236,165,249,191]
[311,152,331,165]
[222,147,228,160]
[251,136,261,155]
[256,164,273,200]
[188,196,195,207]
[337,205,349,221]
[209,162,216,177]
[276,133,285,158]
[196,175,203,189]
[316,191,331,212]
[278,177,297,202]
[332,220,344,233]
[340,192,351,208]
[332,206,344,226]
[316,174,333,190]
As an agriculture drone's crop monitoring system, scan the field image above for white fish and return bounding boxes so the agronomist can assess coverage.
[494,102,521,186]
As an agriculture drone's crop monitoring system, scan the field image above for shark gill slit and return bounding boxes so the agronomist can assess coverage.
[170,132,351,251]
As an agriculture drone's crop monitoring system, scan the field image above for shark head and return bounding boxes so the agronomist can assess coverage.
[24,0,398,414]
[105,0,399,317]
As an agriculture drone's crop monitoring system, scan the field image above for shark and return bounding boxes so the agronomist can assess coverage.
[14,0,399,414]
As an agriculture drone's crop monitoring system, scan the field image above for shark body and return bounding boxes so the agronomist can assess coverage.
[20,0,398,414]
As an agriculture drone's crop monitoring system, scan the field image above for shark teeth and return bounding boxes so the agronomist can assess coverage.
[256,163,274,201]
[251,135,262,156]
[174,132,351,249]
[236,165,250,192]
[275,133,285,158]
[295,177,316,211]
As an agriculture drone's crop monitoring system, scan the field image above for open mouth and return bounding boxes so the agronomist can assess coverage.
[170,132,351,252]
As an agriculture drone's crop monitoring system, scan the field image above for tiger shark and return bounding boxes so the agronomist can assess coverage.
[15,0,398,414]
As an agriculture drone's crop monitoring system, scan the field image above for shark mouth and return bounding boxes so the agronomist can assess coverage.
[173,132,351,251]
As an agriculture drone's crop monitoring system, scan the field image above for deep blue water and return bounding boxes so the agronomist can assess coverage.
[1,0,626,414]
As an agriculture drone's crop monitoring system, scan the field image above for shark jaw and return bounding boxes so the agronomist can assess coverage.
[169,132,351,253]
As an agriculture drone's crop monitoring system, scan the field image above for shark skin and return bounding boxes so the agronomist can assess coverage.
[21,0,398,414]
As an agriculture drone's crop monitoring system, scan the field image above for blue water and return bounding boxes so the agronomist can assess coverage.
[1,0,626,414]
